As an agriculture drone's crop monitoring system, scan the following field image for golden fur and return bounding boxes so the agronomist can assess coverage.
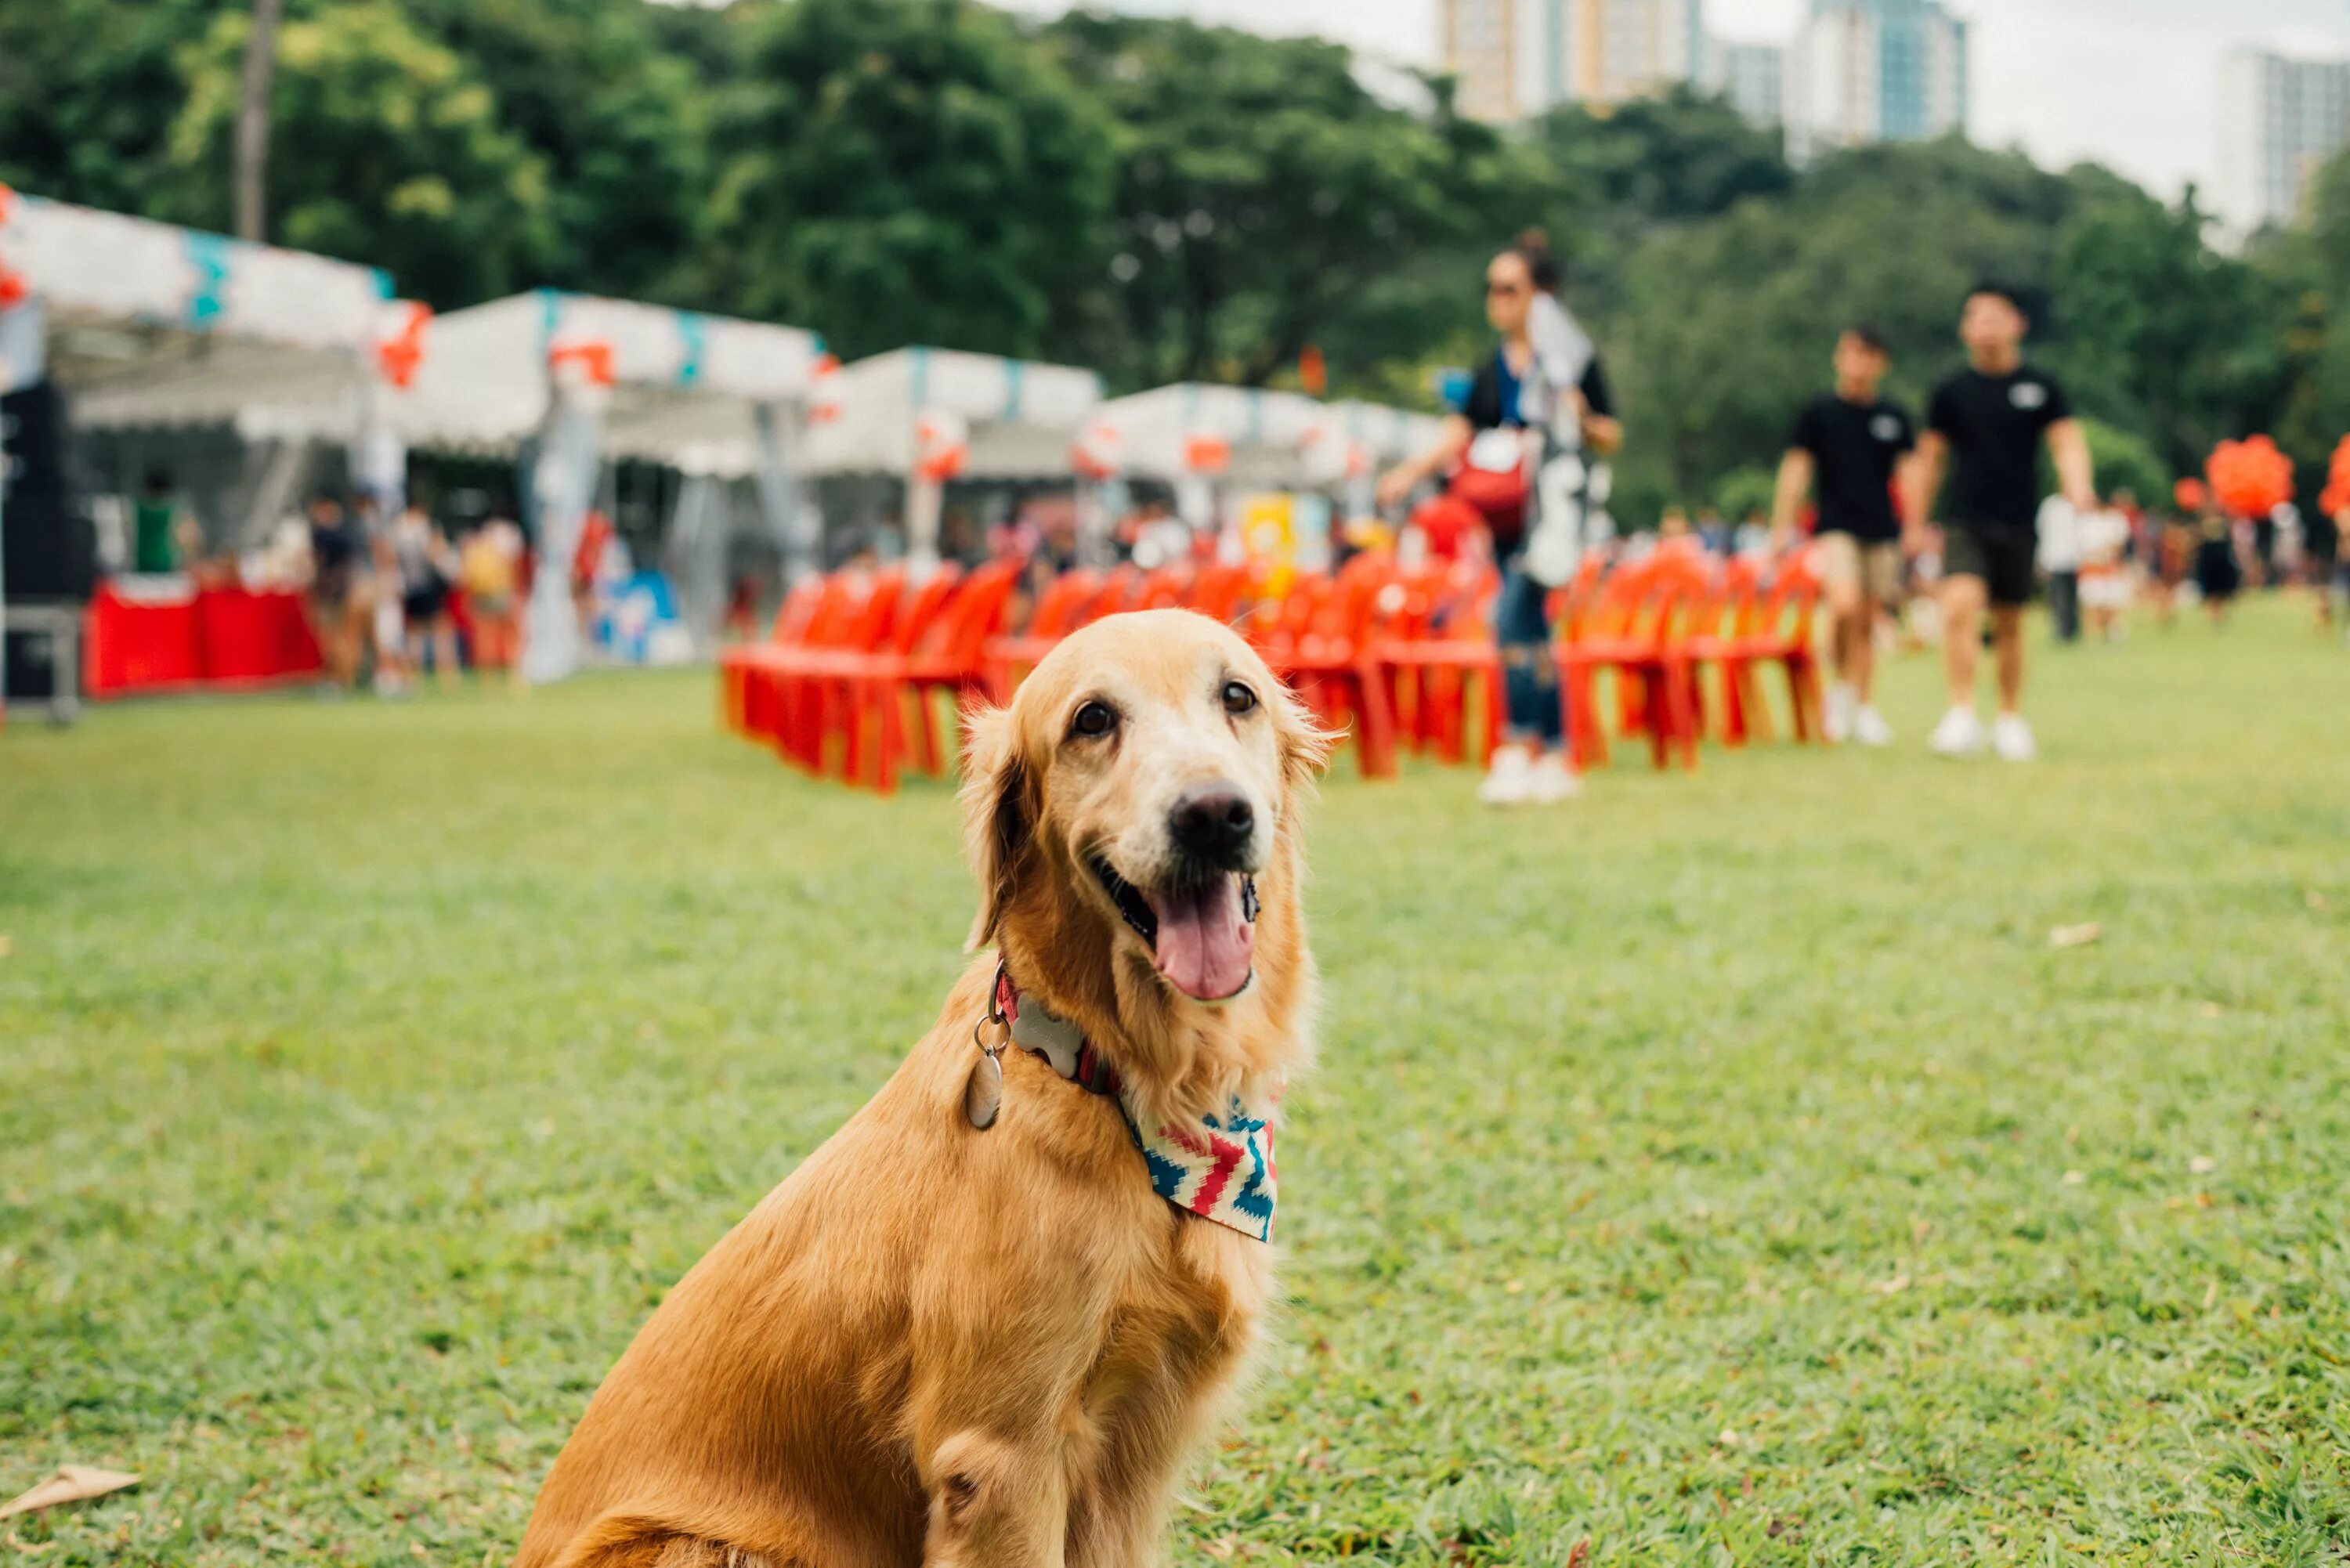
[515,609,1330,1568]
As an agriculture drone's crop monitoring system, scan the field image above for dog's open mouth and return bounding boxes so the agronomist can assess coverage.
[1091,858,1258,1003]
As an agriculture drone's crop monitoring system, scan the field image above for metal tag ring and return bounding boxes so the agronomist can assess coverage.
[973,1015,1010,1057]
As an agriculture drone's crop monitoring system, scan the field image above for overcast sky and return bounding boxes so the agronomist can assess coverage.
[1001,0,2350,198]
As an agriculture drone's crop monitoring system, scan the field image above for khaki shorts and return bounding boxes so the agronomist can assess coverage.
[1817,533,1904,603]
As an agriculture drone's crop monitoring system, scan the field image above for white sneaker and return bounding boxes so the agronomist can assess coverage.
[1528,750,1583,804]
[1478,744,1536,807]
[1824,682,1856,744]
[1991,713,2037,763]
[1853,705,1895,747]
[1929,706,1984,758]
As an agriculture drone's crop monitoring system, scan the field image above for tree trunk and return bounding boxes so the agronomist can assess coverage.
[234,0,285,243]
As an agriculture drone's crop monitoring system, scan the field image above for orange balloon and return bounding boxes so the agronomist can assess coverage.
[2205,437,2293,518]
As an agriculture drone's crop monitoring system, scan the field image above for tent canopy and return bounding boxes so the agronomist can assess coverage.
[1088,383,1347,490]
[1328,399,1449,470]
[389,291,826,476]
[0,189,401,438]
[806,346,1101,480]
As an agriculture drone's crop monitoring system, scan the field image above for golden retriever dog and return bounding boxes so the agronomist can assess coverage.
[516,609,1330,1568]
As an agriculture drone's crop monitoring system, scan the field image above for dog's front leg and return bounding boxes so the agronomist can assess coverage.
[920,1429,1070,1568]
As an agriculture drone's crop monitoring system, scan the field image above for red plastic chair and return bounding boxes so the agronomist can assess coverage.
[1260,555,1400,779]
[765,565,907,773]
[1675,557,1772,747]
[1183,559,1254,627]
[732,573,864,752]
[1708,554,1826,746]
[720,575,826,738]
[838,559,1023,793]
[983,567,1104,700]
[1559,557,1705,771]
[1368,560,1505,768]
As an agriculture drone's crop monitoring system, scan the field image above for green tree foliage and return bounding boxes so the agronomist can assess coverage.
[2051,182,2275,475]
[394,0,713,304]
[699,0,1115,360]
[0,0,216,215]
[2077,417,2171,507]
[164,4,555,305]
[1044,14,1525,391]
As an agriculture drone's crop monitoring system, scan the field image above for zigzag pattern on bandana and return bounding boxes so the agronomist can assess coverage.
[1124,1097,1278,1244]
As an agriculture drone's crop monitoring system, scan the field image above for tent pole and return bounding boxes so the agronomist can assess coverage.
[521,387,602,685]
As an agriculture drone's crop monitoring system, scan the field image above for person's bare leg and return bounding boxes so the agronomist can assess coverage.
[1850,593,1879,705]
[1991,605,2026,715]
[1940,574,1986,710]
[1827,579,1867,690]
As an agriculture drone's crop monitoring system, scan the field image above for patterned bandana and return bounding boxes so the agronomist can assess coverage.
[997,971,1279,1243]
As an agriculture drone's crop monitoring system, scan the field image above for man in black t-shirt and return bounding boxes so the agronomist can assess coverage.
[1770,325,1913,746]
[1904,284,2096,763]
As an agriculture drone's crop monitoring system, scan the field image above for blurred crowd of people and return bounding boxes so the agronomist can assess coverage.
[129,471,530,698]
[295,491,527,697]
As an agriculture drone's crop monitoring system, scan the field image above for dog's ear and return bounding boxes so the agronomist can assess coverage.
[1270,680,1337,795]
[960,703,1032,951]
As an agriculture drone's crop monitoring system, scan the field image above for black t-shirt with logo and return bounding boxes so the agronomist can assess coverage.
[1791,394,1914,543]
[1927,365,2073,534]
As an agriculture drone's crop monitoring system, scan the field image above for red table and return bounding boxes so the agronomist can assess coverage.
[85,583,324,698]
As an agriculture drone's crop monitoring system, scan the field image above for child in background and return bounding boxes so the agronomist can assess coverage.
[461,517,525,681]
[2077,504,2132,641]
[2194,515,2241,625]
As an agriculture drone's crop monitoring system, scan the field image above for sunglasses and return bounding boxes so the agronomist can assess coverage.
[1486,281,1529,298]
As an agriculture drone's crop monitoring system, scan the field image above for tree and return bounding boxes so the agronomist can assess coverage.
[1046,13,1517,391]
[234,0,285,240]
[2048,183,2274,474]
[700,0,1115,361]
[164,3,555,304]
[0,0,215,215]
[396,0,715,304]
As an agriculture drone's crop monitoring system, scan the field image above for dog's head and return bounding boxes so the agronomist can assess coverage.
[963,609,1329,1021]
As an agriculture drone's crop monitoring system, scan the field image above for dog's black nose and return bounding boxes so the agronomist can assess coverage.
[1170,783,1256,869]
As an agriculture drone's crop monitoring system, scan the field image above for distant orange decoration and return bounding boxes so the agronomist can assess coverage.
[1299,345,1327,398]
[0,182,21,309]
[1070,419,1123,481]
[2171,478,2208,514]
[2204,436,2294,519]
[806,352,842,425]
[1183,432,1231,476]
[548,339,616,390]
[913,409,969,482]
[373,302,431,389]
[2321,435,2350,518]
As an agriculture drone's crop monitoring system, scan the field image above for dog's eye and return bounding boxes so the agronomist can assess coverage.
[1222,681,1258,716]
[1071,701,1118,739]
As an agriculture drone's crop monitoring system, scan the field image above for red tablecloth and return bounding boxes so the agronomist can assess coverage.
[85,583,324,697]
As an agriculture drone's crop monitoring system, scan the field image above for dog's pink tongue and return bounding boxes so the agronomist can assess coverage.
[1145,875,1255,1001]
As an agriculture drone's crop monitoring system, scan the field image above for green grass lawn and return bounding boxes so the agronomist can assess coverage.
[4,600,2347,1566]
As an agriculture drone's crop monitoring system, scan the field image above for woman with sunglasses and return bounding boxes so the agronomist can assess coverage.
[1377,231,1622,805]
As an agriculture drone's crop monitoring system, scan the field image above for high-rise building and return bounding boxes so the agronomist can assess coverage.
[1441,0,1705,123]
[2218,49,2350,237]
[1706,39,1786,128]
[1786,0,1968,163]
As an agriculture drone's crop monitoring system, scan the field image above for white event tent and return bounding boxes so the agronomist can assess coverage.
[385,291,828,681]
[0,186,410,533]
[804,345,1101,571]
[0,186,407,720]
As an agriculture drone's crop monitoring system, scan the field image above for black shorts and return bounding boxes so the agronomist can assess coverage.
[402,581,448,623]
[1944,526,2036,609]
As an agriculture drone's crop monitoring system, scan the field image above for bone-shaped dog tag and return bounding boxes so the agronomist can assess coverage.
[964,1052,1003,1130]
